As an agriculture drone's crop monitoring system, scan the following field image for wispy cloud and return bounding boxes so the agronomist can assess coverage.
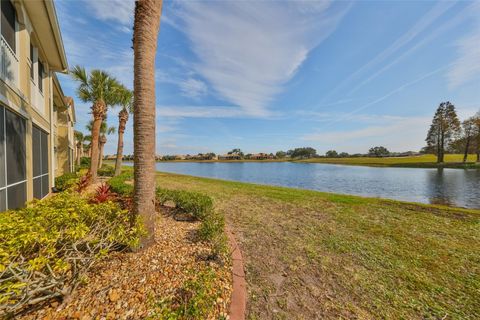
[447,3,480,88]
[179,78,208,99]
[314,64,450,130]
[321,1,456,101]
[168,1,351,116]
[158,106,249,119]
[86,0,134,28]
[302,116,431,153]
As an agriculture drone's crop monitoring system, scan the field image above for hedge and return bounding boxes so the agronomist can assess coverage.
[54,172,78,191]
[107,171,134,196]
[97,164,115,177]
[106,172,225,246]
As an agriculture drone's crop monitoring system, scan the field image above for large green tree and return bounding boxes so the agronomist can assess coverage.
[70,66,120,181]
[461,117,478,163]
[133,0,163,248]
[425,102,461,163]
[368,146,390,157]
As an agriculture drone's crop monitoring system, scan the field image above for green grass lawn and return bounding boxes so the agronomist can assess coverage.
[154,171,480,319]
[301,154,480,168]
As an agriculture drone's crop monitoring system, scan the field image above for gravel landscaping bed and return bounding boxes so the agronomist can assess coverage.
[20,209,232,320]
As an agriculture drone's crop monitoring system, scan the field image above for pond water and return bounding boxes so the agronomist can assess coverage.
[125,162,480,209]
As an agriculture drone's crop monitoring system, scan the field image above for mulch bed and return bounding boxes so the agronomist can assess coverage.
[19,209,232,320]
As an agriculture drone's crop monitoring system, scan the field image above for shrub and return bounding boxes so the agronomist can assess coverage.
[55,172,78,191]
[107,172,134,196]
[156,188,213,221]
[76,157,91,172]
[80,157,91,167]
[97,164,115,177]
[0,192,142,316]
[155,188,226,256]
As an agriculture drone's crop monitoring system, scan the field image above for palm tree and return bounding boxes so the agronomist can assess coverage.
[83,135,92,157]
[86,121,115,169]
[70,66,119,181]
[74,130,85,166]
[133,0,163,247]
[114,86,133,176]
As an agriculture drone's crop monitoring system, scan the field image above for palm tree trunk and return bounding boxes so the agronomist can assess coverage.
[98,142,104,168]
[76,143,81,166]
[133,0,163,248]
[115,111,128,176]
[89,101,106,181]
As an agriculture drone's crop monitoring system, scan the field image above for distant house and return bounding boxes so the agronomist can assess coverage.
[192,153,217,160]
[249,153,274,160]
[218,153,242,160]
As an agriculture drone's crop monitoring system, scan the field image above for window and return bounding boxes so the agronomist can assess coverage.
[1,0,16,52]
[0,105,27,211]
[32,125,49,199]
[38,61,44,92]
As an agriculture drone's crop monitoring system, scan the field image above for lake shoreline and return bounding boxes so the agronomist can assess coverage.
[118,160,480,209]
[143,154,480,169]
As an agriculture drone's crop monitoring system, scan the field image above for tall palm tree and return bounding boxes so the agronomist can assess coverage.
[70,66,119,181]
[133,0,163,247]
[86,121,115,169]
[74,130,85,166]
[114,86,133,176]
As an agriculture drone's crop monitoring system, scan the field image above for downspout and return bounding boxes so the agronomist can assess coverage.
[49,72,55,189]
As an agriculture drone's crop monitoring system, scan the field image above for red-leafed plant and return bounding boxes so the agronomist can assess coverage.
[91,183,116,204]
[76,173,91,193]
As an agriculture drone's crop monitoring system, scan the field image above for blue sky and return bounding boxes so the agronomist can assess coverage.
[56,0,480,156]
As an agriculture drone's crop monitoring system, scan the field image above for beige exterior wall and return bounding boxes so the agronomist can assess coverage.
[55,104,75,176]
[0,0,69,211]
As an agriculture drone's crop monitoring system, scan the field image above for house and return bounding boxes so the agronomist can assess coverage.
[248,153,274,160]
[218,153,242,160]
[0,0,69,211]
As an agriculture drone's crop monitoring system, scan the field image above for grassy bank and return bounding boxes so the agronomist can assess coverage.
[301,154,480,168]
[154,171,479,319]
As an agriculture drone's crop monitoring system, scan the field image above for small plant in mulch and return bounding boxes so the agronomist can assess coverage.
[149,267,227,320]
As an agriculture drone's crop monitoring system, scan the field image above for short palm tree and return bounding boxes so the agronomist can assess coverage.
[74,130,85,166]
[86,121,115,169]
[133,0,163,247]
[70,66,120,181]
[114,86,133,176]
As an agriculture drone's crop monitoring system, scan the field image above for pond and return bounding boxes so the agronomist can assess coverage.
[125,162,480,209]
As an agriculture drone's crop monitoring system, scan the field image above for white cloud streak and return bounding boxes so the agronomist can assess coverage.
[169,1,351,116]
[447,3,480,88]
[158,106,249,119]
[321,1,457,101]
[86,0,134,27]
